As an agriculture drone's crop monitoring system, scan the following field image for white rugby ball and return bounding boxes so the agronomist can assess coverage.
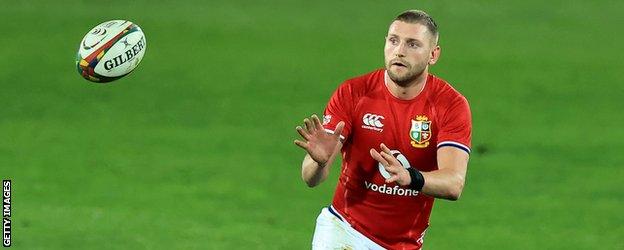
[76,20,146,83]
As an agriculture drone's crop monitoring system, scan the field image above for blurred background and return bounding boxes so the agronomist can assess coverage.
[1,0,623,249]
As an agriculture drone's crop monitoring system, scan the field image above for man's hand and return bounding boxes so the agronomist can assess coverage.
[294,114,345,167]
[370,143,411,185]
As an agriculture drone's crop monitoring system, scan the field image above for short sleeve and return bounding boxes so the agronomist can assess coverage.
[437,96,472,154]
[322,82,354,141]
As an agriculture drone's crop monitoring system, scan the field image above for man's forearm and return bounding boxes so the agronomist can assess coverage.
[301,154,335,187]
[417,146,469,200]
[420,168,465,200]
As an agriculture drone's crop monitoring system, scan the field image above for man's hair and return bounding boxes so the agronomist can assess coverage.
[393,10,439,41]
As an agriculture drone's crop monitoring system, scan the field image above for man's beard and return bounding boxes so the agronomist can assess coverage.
[386,64,426,87]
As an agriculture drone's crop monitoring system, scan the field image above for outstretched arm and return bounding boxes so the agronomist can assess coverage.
[420,147,468,200]
[294,115,345,187]
[370,144,469,200]
[300,149,340,188]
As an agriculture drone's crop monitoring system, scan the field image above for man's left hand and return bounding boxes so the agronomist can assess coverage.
[370,143,411,185]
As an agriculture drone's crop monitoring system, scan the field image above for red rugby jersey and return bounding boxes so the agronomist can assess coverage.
[322,69,472,249]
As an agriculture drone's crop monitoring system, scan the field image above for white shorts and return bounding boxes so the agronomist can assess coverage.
[311,206,385,250]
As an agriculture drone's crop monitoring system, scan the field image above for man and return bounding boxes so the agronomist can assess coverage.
[294,10,472,249]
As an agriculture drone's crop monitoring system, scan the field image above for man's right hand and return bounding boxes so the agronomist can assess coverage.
[294,114,345,167]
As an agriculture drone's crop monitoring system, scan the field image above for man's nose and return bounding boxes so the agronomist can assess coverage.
[394,43,407,57]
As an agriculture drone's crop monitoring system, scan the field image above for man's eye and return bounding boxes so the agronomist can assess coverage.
[389,38,398,44]
[409,42,419,48]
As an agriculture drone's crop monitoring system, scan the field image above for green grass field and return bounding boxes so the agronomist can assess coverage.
[1,0,623,249]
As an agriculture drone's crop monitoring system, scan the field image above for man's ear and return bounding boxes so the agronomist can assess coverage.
[429,45,441,65]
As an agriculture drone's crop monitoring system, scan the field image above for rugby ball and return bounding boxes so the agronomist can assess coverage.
[76,20,146,83]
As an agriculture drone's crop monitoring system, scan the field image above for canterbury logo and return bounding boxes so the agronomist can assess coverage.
[362,113,384,128]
